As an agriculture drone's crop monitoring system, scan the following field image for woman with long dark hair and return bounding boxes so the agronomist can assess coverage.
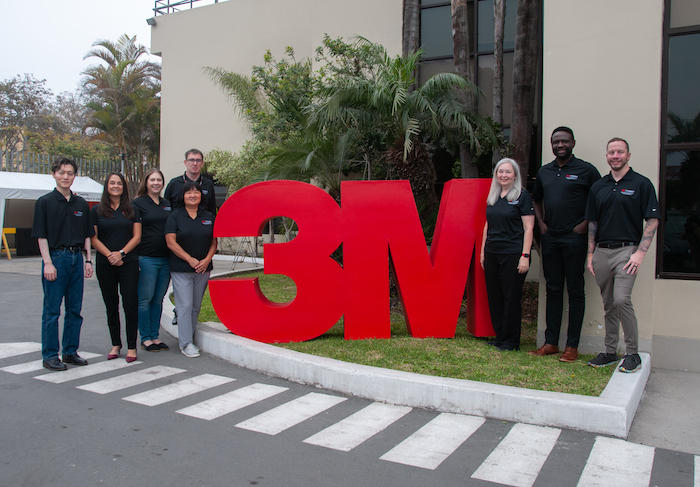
[480,158,535,351]
[132,168,172,352]
[91,173,141,362]
[165,181,216,358]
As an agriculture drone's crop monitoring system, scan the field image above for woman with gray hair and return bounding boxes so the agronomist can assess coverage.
[479,158,535,351]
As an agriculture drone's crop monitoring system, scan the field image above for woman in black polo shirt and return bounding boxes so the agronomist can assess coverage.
[165,181,217,358]
[479,158,535,351]
[91,173,142,362]
[132,169,172,352]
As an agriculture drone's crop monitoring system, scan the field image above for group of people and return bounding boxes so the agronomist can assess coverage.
[33,149,217,371]
[482,127,658,374]
[35,133,658,376]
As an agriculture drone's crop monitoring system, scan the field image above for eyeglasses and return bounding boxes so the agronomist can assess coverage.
[186,158,203,164]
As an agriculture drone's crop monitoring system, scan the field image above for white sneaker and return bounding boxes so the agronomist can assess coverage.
[181,343,200,358]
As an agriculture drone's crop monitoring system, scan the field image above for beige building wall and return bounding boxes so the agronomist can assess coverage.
[151,0,403,186]
[541,0,700,371]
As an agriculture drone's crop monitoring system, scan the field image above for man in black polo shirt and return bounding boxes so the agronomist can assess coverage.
[529,127,601,362]
[164,149,217,325]
[164,149,217,214]
[32,158,95,371]
[585,138,659,373]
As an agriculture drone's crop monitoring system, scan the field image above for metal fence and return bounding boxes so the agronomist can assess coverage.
[154,0,223,16]
[1,151,157,195]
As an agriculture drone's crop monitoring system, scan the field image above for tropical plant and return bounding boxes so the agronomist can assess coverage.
[307,37,494,217]
[82,34,161,180]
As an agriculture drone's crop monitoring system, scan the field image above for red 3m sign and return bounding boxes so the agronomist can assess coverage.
[209,179,493,343]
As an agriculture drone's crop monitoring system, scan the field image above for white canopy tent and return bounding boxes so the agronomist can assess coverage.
[0,172,104,232]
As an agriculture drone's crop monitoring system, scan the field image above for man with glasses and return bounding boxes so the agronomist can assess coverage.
[32,157,94,370]
[164,149,217,214]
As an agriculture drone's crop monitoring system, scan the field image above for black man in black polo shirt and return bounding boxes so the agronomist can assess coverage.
[32,158,95,371]
[529,127,601,363]
[585,138,659,373]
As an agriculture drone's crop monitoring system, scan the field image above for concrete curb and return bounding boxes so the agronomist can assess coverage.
[161,270,648,439]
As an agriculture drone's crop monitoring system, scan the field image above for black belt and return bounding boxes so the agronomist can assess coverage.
[598,242,637,249]
[51,246,83,252]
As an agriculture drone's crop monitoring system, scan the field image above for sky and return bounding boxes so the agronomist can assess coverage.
[1,0,161,95]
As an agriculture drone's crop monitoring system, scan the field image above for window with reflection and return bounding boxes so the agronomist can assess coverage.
[659,0,700,277]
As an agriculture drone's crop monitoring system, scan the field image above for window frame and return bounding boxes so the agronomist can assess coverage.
[657,0,700,279]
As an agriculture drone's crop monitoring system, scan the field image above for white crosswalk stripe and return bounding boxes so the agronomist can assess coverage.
[304,402,412,452]
[34,357,140,383]
[236,392,347,435]
[76,365,186,394]
[0,352,101,374]
[123,374,235,406]
[380,413,485,470]
[471,423,561,487]
[3,344,694,485]
[577,436,655,487]
[0,342,43,359]
[176,383,288,420]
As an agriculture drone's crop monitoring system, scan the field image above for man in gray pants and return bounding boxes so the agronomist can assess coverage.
[585,138,658,373]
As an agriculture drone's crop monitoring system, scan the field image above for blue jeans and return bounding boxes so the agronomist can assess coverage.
[41,249,85,360]
[138,256,170,342]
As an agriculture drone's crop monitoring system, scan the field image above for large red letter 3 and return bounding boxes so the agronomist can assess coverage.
[210,181,344,342]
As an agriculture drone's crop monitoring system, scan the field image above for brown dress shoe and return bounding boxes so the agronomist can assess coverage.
[528,344,559,356]
[559,346,579,363]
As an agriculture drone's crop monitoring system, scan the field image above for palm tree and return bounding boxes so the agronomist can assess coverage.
[308,38,491,217]
[82,34,161,181]
[510,0,541,182]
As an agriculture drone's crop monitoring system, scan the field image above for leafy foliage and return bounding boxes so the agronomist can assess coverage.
[82,34,161,178]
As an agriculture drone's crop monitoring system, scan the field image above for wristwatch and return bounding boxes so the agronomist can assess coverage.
[120,250,126,258]
[522,253,530,258]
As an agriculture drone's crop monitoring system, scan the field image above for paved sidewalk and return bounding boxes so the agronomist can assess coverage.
[2,254,698,453]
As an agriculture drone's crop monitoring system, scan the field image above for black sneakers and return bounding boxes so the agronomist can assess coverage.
[587,353,619,368]
[619,353,642,373]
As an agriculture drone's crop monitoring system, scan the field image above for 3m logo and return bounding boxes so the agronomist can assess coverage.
[210,180,493,343]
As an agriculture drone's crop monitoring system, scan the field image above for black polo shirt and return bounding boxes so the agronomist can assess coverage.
[164,208,215,273]
[90,204,141,264]
[532,156,601,235]
[164,173,217,215]
[485,189,535,254]
[585,168,659,245]
[32,189,94,248]
[132,195,172,258]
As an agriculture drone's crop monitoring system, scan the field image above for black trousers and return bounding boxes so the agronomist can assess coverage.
[96,260,139,350]
[540,232,587,348]
[484,252,527,349]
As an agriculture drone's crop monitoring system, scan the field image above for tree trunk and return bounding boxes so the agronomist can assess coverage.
[510,0,541,183]
[452,0,477,178]
[402,0,420,57]
[492,0,506,166]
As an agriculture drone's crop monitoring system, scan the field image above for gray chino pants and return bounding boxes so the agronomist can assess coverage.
[591,245,639,354]
[171,271,210,349]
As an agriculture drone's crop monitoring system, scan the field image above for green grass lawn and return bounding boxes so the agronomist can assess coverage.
[196,271,614,396]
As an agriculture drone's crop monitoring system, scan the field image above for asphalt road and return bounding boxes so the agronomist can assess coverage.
[0,270,697,487]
